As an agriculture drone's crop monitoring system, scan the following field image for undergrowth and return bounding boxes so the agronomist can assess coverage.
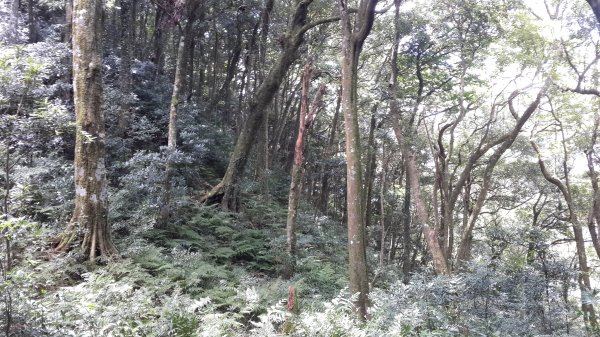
[0,200,586,336]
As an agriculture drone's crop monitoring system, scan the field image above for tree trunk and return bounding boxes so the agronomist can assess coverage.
[387,0,447,276]
[339,0,378,320]
[586,112,600,259]
[61,0,73,102]
[318,88,341,213]
[152,7,164,77]
[57,0,117,261]
[406,152,450,275]
[115,0,135,137]
[255,108,270,196]
[532,141,599,331]
[208,27,242,113]
[156,32,186,229]
[401,168,412,282]
[363,108,377,229]
[63,0,72,44]
[285,64,325,278]
[378,146,388,267]
[10,0,19,44]
[27,0,37,42]
[185,35,195,101]
[254,0,276,197]
[271,78,302,157]
[3,147,10,219]
[104,4,119,53]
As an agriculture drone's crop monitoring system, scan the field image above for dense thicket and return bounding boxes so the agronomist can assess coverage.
[1,0,600,335]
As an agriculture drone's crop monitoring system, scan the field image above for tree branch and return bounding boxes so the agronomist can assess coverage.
[531,141,573,221]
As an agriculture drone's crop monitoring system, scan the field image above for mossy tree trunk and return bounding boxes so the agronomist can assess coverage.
[57,0,117,261]
[338,0,378,320]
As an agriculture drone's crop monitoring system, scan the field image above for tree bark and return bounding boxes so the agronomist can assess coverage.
[115,0,135,137]
[285,64,325,278]
[57,0,117,261]
[363,107,378,229]
[152,6,164,77]
[63,0,72,44]
[10,0,19,44]
[27,0,37,42]
[318,88,341,213]
[339,0,378,320]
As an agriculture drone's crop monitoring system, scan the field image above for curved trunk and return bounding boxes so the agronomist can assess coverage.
[201,0,336,210]
[455,89,544,266]
[532,140,598,331]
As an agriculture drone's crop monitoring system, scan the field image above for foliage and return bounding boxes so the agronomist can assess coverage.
[2,0,600,335]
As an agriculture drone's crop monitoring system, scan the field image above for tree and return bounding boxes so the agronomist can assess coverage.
[202,0,339,210]
[454,88,546,266]
[56,0,117,260]
[155,0,202,228]
[532,138,599,332]
[115,0,136,137]
[284,64,325,277]
[338,0,378,319]
[10,0,19,44]
[388,0,449,276]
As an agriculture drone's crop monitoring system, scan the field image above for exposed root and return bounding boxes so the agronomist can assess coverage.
[200,182,225,205]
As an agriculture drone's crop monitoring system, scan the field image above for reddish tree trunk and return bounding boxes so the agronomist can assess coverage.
[285,64,325,277]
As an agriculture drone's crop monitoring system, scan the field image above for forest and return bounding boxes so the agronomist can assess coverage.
[1,0,600,335]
